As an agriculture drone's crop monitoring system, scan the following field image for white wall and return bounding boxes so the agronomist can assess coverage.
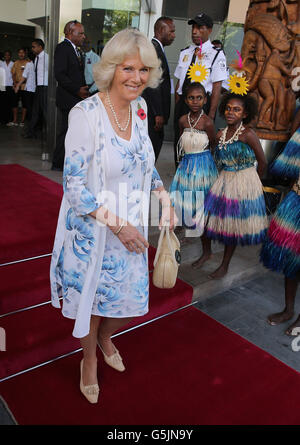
[59,0,83,41]
[0,0,32,25]
[139,0,163,38]
[227,0,248,24]
[26,0,46,19]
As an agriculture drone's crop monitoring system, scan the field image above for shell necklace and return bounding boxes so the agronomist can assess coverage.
[188,110,204,129]
[106,90,131,132]
[219,121,245,150]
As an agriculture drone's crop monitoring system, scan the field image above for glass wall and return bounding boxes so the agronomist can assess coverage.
[81,0,141,56]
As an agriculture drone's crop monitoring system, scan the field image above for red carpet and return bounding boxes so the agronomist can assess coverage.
[0,164,63,264]
[0,256,51,314]
[0,247,157,316]
[0,164,158,266]
[3,164,299,425]
[0,270,193,380]
[1,306,300,425]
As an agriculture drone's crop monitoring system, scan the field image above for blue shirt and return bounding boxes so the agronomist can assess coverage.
[84,50,100,93]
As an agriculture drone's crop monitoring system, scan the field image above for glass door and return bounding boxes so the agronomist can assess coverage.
[81,0,141,54]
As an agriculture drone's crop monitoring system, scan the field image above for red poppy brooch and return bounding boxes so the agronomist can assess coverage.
[137,104,146,120]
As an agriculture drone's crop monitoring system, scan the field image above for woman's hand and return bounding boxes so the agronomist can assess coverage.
[115,222,149,254]
[159,205,178,231]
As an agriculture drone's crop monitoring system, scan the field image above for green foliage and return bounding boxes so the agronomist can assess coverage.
[102,10,139,43]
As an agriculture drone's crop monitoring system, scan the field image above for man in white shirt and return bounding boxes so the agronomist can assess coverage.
[14,61,36,123]
[82,39,100,94]
[0,50,14,124]
[173,13,228,167]
[24,39,48,138]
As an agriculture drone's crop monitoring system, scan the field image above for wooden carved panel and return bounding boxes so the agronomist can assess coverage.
[241,0,300,141]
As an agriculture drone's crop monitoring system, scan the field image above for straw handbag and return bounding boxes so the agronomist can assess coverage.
[153,226,181,289]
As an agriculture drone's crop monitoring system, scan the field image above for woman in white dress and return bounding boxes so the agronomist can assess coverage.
[50,28,176,403]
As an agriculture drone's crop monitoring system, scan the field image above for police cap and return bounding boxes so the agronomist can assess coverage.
[188,13,213,29]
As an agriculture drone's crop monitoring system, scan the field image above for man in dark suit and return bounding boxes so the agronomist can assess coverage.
[51,20,89,171]
[142,17,175,162]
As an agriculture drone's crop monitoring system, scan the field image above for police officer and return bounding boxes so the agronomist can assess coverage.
[173,13,227,168]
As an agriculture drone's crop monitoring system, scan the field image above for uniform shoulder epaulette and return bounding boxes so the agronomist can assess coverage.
[180,46,189,52]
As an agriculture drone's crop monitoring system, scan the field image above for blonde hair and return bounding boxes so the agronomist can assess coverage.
[93,28,162,91]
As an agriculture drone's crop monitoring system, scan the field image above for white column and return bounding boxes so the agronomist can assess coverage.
[139,0,163,38]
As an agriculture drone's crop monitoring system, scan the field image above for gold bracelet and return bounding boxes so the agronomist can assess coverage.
[114,222,124,235]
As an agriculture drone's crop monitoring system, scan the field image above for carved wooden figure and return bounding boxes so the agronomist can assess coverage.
[241,0,300,141]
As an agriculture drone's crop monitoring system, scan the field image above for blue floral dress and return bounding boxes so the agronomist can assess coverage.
[50,95,163,337]
[90,99,160,317]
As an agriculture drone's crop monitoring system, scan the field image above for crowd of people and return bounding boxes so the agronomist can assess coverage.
[2,13,299,405]
[0,41,48,133]
[0,30,100,150]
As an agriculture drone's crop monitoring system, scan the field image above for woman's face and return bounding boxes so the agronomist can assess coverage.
[110,52,150,102]
[18,49,26,60]
[224,98,247,126]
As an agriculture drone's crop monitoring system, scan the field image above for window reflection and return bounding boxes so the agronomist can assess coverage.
[81,1,141,56]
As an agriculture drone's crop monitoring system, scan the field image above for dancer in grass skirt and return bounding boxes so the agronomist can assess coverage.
[260,110,300,335]
[170,83,218,247]
[270,108,300,181]
[203,91,268,278]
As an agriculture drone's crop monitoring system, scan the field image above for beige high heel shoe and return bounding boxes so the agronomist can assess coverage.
[80,359,100,404]
[98,342,125,372]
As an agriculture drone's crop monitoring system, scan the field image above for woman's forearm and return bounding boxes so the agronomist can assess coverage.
[90,206,123,232]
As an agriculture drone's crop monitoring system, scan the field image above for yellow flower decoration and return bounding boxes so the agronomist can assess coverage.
[187,63,209,84]
[228,73,249,96]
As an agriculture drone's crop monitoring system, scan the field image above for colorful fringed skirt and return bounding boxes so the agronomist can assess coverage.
[270,127,300,180]
[260,184,300,278]
[205,166,268,245]
[170,150,218,229]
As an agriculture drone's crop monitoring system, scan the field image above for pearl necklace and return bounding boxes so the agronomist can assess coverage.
[106,90,131,132]
[219,122,245,150]
[188,110,204,129]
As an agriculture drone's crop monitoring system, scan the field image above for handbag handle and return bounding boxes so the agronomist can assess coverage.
[153,225,178,268]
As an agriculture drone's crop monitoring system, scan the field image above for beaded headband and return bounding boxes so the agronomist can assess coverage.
[228,50,250,96]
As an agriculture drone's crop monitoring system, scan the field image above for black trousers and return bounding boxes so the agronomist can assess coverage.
[0,87,13,123]
[173,93,211,170]
[147,113,164,162]
[27,86,48,137]
[11,89,26,108]
[52,108,69,170]
[23,91,34,122]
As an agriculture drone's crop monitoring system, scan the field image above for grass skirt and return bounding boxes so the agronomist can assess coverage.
[270,127,300,180]
[170,150,218,229]
[260,190,300,278]
[205,166,268,245]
